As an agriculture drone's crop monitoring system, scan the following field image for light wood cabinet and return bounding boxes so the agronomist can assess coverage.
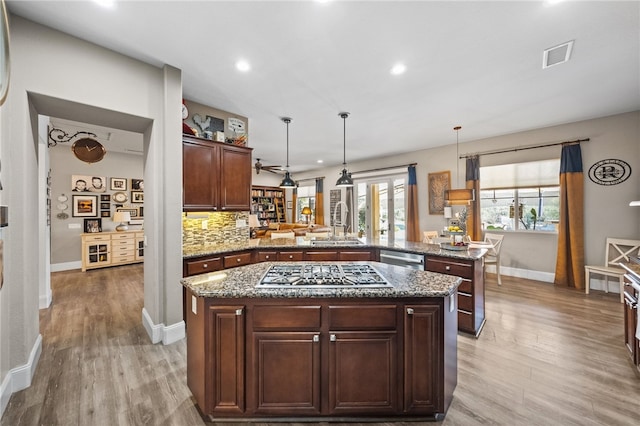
[183,135,252,212]
[81,231,143,271]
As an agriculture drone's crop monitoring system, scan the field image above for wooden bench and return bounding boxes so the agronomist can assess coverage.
[584,238,640,302]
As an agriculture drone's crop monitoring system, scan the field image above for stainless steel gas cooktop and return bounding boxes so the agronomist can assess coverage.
[257,263,392,289]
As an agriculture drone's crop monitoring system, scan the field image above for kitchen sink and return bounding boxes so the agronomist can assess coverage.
[310,239,363,246]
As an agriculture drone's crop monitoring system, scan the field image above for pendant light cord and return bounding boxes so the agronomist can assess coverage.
[340,112,350,166]
[282,117,292,168]
[454,125,461,187]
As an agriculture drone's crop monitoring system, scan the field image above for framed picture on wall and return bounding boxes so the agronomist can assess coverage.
[131,179,144,190]
[83,218,102,233]
[100,202,110,210]
[131,191,144,203]
[101,211,111,218]
[428,171,451,215]
[100,194,111,202]
[72,195,98,217]
[110,177,127,191]
[116,207,138,218]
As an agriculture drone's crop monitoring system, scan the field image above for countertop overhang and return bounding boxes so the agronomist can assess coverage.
[182,261,462,299]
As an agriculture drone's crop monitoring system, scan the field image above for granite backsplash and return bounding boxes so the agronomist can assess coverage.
[183,211,250,249]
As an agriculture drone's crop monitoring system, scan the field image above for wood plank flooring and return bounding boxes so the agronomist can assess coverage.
[2,266,639,425]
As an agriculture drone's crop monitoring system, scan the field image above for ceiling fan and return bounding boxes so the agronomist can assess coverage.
[254,158,284,175]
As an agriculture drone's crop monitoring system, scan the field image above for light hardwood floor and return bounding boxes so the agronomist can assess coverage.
[2,265,639,425]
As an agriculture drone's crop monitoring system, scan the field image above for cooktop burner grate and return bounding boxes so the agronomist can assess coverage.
[257,263,392,288]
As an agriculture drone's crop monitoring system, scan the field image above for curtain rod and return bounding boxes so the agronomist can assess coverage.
[351,162,417,175]
[459,138,589,159]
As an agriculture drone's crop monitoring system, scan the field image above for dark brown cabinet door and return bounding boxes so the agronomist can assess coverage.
[328,331,398,415]
[206,305,245,415]
[403,305,442,414]
[183,140,218,210]
[623,281,638,364]
[219,145,252,211]
[252,332,321,415]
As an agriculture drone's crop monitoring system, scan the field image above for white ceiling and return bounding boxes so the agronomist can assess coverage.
[8,1,640,172]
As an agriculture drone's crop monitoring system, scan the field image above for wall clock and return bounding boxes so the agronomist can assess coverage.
[71,138,106,163]
[112,191,128,203]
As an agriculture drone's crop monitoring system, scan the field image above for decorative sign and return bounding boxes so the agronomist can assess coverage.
[228,117,246,135]
[588,159,632,186]
[428,171,451,215]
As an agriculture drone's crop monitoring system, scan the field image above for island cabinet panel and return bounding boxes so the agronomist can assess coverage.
[426,255,485,337]
[183,136,252,212]
[339,250,375,261]
[328,331,398,414]
[403,305,442,414]
[254,251,278,262]
[623,278,639,365]
[184,256,223,276]
[305,251,339,261]
[277,251,304,261]
[252,332,322,415]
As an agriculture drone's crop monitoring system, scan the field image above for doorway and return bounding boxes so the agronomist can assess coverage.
[356,176,406,242]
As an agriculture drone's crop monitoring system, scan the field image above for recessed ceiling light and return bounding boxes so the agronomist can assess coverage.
[317,159,323,164]
[390,63,406,75]
[235,60,251,72]
[93,0,115,8]
[544,0,564,6]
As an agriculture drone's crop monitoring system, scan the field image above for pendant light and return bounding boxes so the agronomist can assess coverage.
[445,125,475,205]
[335,112,354,187]
[279,117,296,188]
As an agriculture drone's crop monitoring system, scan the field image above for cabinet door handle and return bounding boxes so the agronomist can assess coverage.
[313,335,319,342]
[236,258,241,263]
[265,255,270,259]
[445,265,451,271]
[406,307,414,315]
[203,263,208,268]
[288,255,294,259]
[235,308,243,316]
[330,334,336,342]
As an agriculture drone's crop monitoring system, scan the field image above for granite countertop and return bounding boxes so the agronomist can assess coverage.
[182,237,488,261]
[621,259,640,281]
[181,261,461,299]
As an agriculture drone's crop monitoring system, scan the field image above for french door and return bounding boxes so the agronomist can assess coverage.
[356,176,406,243]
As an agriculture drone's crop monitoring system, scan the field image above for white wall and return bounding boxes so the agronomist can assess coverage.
[296,111,640,280]
[0,15,183,415]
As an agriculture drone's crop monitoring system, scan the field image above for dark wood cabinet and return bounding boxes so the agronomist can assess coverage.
[623,278,639,366]
[426,255,485,336]
[185,295,456,421]
[223,251,253,269]
[183,136,252,212]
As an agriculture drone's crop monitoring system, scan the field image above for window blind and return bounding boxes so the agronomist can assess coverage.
[480,159,560,189]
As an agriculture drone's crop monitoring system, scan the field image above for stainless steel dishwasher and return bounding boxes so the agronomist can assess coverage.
[378,249,425,270]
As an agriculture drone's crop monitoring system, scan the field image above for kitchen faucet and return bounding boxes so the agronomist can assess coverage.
[333,201,349,237]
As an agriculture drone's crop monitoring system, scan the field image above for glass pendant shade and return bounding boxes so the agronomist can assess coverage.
[279,171,296,188]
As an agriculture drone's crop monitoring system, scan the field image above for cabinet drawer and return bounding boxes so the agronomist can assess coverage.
[83,234,110,242]
[112,239,134,248]
[338,251,372,261]
[458,310,474,332]
[253,305,322,330]
[256,251,278,262]
[112,233,135,241]
[457,279,472,295]
[426,257,473,279]
[112,254,135,263]
[112,245,134,255]
[305,251,338,261]
[329,305,397,330]
[186,257,223,276]
[223,252,252,268]
[457,292,474,312]
[278,251,304,261]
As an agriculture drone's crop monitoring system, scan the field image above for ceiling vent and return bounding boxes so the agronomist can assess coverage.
[543,40,574,69]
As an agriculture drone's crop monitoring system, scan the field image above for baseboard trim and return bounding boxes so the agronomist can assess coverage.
[485,265,555,283]
[0,334,42,418]
[141,308,185,345]
[50,261,81,272]
[39,289,52,309]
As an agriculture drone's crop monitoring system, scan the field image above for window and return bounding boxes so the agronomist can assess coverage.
[296,185,315,223]
[480,159,560,232]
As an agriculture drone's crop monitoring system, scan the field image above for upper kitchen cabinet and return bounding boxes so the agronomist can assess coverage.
[183,136,253,212]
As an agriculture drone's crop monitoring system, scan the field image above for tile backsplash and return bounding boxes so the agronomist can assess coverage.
[183,211,249,249]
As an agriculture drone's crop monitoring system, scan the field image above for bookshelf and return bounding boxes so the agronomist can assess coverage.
[251,186,286,225]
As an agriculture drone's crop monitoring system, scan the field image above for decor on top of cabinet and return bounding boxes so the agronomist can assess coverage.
[84,218,102,233]
[226,117,247,146]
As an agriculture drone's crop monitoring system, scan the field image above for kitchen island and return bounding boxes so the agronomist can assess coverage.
[182,261,460,422]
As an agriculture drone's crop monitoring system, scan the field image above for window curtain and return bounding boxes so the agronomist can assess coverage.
[346,186,354,234]
[465,156,481,241]
[554,144,585,289]
[315,178,324,225]
[406,165,420,242]
[291,186,297,223]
